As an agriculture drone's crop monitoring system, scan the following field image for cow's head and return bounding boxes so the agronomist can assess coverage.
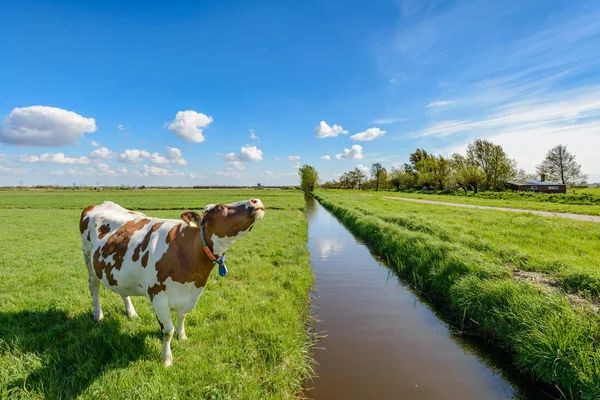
[181,198,265,255]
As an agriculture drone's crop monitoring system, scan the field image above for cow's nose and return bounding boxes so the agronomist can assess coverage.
[250,198,264,209]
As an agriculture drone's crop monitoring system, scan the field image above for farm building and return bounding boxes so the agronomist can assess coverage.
[508,180,566,194]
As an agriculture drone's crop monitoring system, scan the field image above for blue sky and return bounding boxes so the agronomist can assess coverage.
[1,0,599,186]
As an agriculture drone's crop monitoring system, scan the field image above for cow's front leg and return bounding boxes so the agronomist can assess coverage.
[177,313,188,340]
[151,295,175,367]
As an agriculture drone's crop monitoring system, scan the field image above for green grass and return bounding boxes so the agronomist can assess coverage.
[314,190,600,399]
[371,189,600,216]
[0,190,314,399]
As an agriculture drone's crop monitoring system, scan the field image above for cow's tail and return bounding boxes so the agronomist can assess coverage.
[80,205,95,276]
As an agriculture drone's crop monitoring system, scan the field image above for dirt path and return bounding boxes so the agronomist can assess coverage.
[382,196,600,223]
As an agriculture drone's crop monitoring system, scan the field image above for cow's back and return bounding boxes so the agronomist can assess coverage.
[80,201,182,296]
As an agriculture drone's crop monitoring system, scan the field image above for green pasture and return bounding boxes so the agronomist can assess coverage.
[0,190,313,399]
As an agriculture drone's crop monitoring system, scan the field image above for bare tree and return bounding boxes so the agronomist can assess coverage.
[536,144,587,185]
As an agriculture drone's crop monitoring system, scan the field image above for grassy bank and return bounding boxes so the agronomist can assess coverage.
[372,189,600,216]
[0,190,313,399]
[314,190,600,399]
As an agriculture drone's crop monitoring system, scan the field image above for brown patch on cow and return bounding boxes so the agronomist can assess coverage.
[148,283,166,301]
[141,252,149,267]
[166,225,180,244]
[79,205,96,234]
[98,224,111,239]
[93,218,151,286]
[155,226,215,289]
[133,222,164,262]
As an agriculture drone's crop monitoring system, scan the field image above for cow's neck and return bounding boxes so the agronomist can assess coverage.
[202,225,244,257]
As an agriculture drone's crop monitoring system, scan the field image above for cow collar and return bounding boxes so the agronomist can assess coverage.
[200,223,228,277]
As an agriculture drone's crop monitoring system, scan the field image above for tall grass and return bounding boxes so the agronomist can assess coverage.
[314,190,600,399]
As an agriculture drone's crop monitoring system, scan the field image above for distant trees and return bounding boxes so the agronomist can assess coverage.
[536,144,587,185]
[298,165,319,193]
[370,163,387,191]
[318,139,588,192]
[466,139,517,191]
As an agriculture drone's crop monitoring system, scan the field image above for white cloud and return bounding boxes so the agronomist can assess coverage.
[314,121,348,138]
[118,124,124,131]
[18,153,91,165]
[320,155,331,160]
[370,118,405,124]
[356,164,370,175]
[336,145,364,160]
[90,147,116,160]
[165,146,188,166]
[250,129,259,141]
[167,110,213,142]
[223,145,262,170]
[119,149,150,164]
[116,166,128,174]
[238,146,263,162]
[292,162,301,169]
[350,127,386,141]
[148,153,170,165]
[226,160,245,171]
[0,153,8,164]
[89,140,102,147]
[287,155,300,160]
[426,101,453,108]
[0,106,97,146]
[135,165,183,177]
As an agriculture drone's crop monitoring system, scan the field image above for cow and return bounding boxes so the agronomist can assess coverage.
[79,198,265,366]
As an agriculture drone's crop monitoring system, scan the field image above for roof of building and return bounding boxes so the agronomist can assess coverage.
[510,180,565,186]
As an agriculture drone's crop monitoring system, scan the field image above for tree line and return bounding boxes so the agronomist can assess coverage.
[316,140,587,192]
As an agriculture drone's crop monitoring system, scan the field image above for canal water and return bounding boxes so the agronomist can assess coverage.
[305,196,552,400]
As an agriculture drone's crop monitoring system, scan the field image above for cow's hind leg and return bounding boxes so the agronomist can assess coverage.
[89,275,104,322]
[176,313,188,340]
[152,295,175,367]
[122,295,138,318]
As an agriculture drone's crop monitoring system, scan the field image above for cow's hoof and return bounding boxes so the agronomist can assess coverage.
[163,354,173,367]
[127,311,139,318]
[179,333,188,341]
[93,310,104,322]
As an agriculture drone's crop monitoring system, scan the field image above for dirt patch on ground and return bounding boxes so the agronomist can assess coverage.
[513,270,599,313]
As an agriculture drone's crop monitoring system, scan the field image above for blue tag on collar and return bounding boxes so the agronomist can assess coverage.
[217,253,227,277]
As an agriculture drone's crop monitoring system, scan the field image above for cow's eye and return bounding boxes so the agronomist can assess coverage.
[218,206,225,212]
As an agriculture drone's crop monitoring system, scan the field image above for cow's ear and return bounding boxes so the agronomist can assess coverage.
[180,211,201,227]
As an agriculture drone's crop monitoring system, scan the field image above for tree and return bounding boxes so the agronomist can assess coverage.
[536,144,587,185]
[389,166,417,191]
[451,154,485,193]
[298,165,319,192]
[420,155,452,190]
[466,139,516,191]
[349,167,367,189]
[370,163,387,191]
[409,149,430,173]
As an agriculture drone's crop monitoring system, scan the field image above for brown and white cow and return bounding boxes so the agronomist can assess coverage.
[80,198,265,366]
